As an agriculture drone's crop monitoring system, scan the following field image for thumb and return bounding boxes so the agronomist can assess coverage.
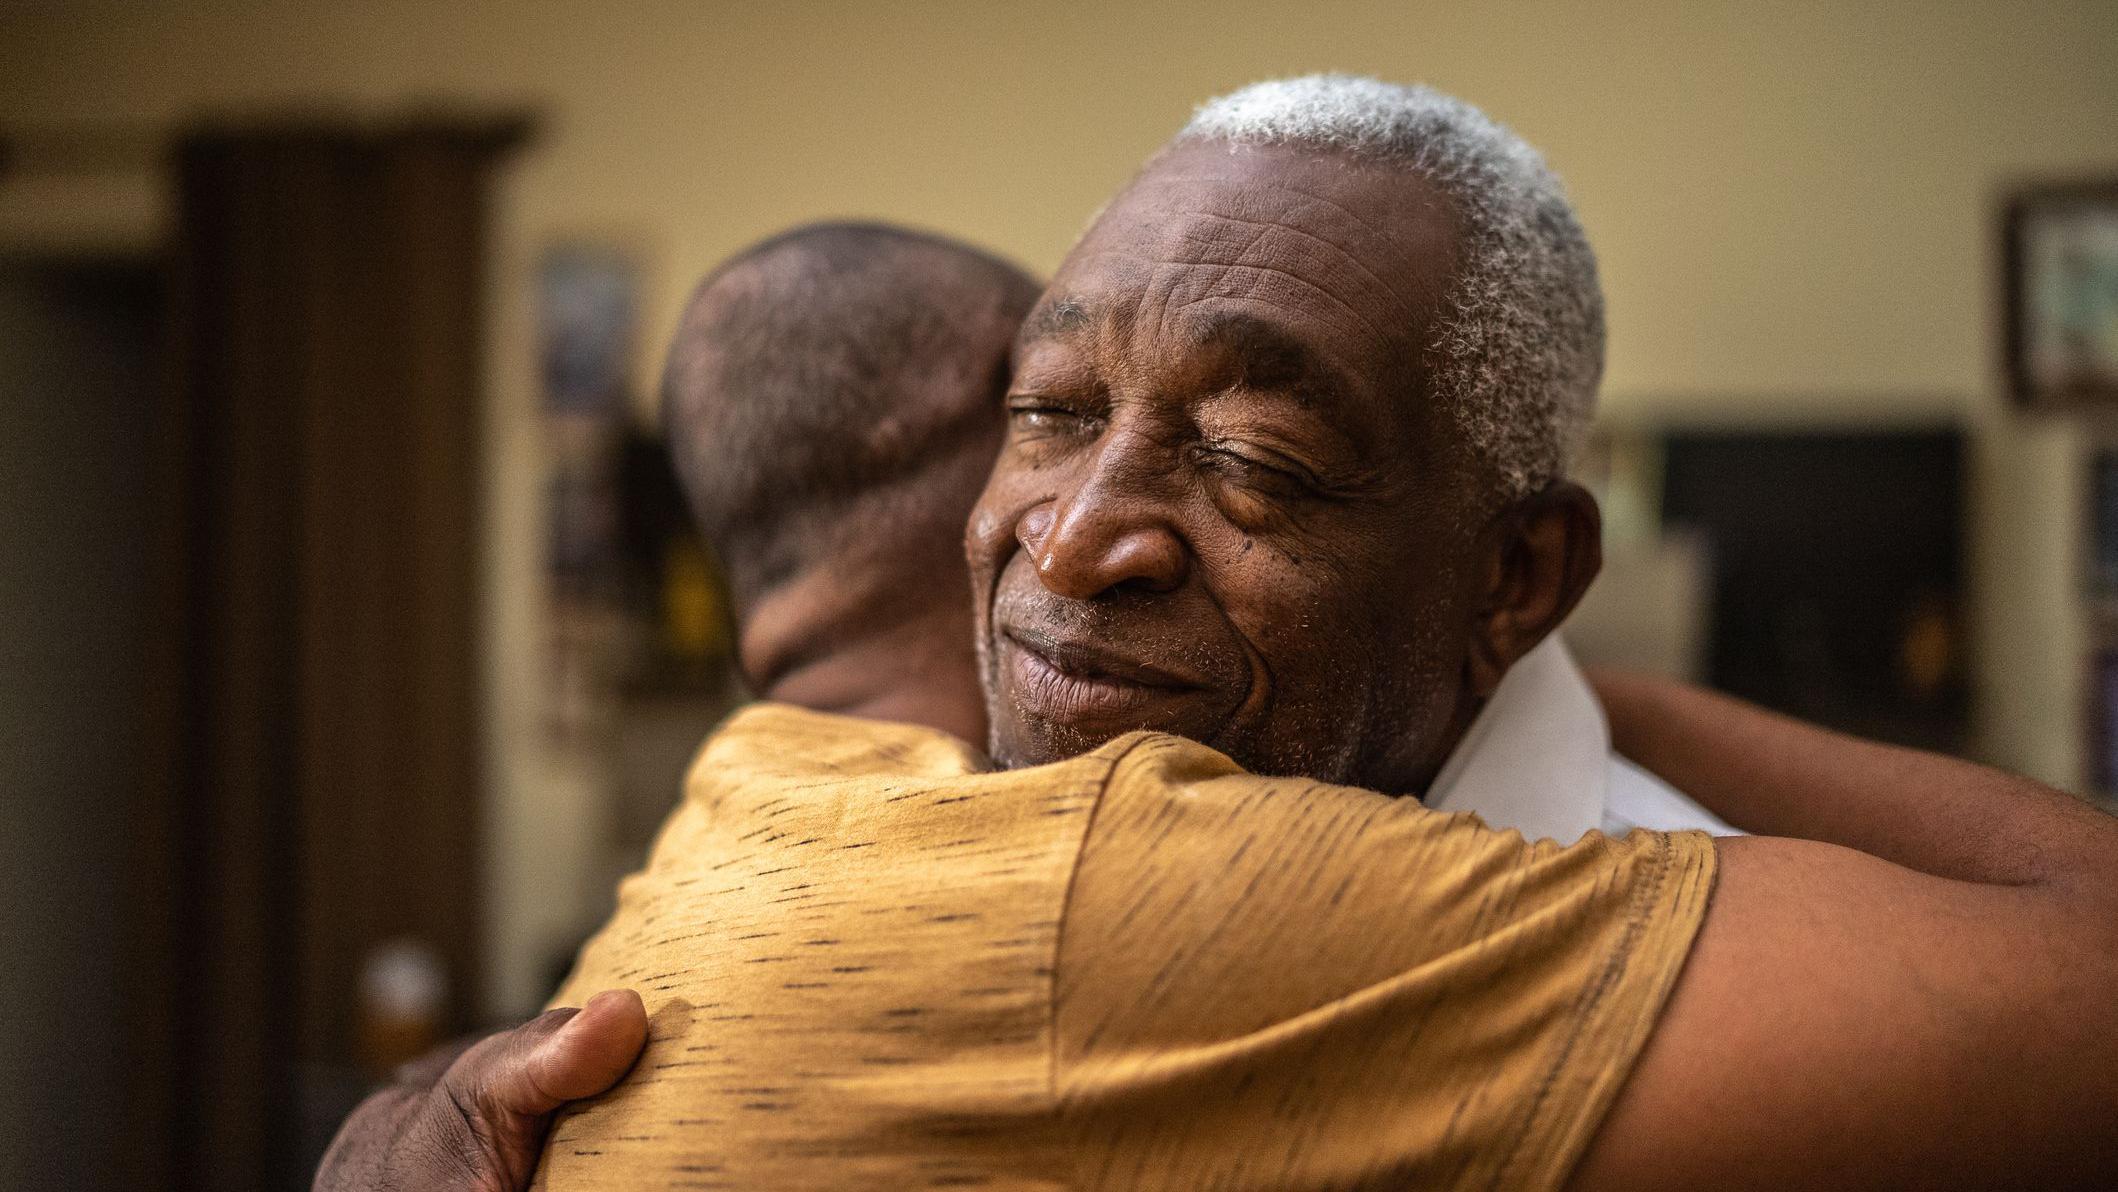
[415,990,649,1190]
[493,988,651,1115]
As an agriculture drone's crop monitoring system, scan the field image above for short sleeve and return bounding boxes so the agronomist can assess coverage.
[1053,734,1716,1191]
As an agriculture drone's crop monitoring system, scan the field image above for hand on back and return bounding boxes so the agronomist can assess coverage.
[313,989,647,1192]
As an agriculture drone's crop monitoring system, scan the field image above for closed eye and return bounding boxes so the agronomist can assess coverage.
[1005,396,1100,439]
[1197,440,1321,496]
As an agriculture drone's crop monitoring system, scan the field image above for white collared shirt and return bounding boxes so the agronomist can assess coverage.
[1425,636,1743,843]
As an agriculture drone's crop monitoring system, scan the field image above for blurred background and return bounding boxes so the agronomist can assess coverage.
[2,1,2114,1187]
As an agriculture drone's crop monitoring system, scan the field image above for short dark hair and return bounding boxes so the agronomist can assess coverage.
[663,222,1039,604]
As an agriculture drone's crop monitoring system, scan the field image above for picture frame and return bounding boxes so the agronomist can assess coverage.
[538,242,639,419]
[2003,178,2118,409]
[535,241,642,743]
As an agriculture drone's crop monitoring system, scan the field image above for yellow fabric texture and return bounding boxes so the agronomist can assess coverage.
[534,703,1715,1191]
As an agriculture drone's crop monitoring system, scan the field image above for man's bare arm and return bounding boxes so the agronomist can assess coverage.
[1571,673,2118,1191]
[1598,668,2116,885]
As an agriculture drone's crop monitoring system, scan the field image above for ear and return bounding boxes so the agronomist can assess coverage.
[1466,481,1603,697]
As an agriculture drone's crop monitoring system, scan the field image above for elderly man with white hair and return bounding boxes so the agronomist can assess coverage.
[1085,74,1740,845]
[322,77,2118,1192]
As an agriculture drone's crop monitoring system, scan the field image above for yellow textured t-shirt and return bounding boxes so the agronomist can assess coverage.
[534,703,1714,1191]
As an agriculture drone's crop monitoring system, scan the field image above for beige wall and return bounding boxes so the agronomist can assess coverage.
[7,0,2114,1014]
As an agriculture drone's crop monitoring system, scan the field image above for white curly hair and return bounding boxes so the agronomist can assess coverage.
[1175,74,1603,499]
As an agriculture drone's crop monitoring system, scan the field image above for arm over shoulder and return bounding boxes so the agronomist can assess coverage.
[1570,831,2118,1191]
[1573,672,2118,1191]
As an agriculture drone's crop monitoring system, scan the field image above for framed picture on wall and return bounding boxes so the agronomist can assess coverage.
[536,243,642,743]
[2004,179,2118,409]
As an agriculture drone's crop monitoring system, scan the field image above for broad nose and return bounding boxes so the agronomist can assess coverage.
[1018,438,1189,601]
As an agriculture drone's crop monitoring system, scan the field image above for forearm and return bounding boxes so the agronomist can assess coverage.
[1594,669,2118,891]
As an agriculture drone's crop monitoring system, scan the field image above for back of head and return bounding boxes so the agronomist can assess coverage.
[664,223,1038,736]
[664,222,1039,614]
[1175,74,1605,504]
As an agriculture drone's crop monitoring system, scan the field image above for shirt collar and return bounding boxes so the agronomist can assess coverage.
[1422,635,1609,844]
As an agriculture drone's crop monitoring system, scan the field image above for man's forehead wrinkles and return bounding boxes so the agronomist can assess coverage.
[1115,164,1453,318]
[1020,296,1091,341]
[1069,211,1425,358]
[1183,209,1420,325]
[1253,177,1429,260]
[1126,170,1407,246]
[1145,256,1391,349]
[1040,247,1377,351]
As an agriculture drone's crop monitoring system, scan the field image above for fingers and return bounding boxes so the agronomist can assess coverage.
[516,989,651,1109]
[322,991,648,1192]
[440,990,648,1125]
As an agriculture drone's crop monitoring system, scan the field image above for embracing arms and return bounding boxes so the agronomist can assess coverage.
[1571,672,2118,1191]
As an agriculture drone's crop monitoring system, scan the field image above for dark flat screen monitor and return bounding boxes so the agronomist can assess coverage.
[1659,428,1966,752]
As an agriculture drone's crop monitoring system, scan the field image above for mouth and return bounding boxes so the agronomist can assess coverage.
[1004,626,1200,690]
[998,625,1211,724]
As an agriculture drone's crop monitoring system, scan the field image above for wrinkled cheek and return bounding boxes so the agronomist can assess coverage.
[964,479,1050,628]
[1217,574,1330,716]
[964,498,1014,579]
[1220,570,1391,776]
[966,465,1026,561]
